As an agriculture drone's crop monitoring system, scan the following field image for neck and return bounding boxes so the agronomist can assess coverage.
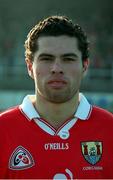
[34,92,79,129]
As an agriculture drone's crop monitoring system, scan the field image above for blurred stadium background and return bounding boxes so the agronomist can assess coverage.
[0,0,113,113]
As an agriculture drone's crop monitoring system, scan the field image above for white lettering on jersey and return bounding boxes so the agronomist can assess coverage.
[53,168,73,179]
[44,143,69,150]
[83,166,103,171]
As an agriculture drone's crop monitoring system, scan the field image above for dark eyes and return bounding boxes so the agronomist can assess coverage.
[39,57,53,61]
[39,57,77,62]
[63,57,77,61]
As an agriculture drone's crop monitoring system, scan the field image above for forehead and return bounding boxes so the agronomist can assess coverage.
[35,35,81,55]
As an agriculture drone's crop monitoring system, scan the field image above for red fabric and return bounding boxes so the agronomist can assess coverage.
[0,106,113,179]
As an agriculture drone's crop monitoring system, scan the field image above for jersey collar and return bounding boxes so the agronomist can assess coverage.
[20,94,91,139]
[20,93,91,121]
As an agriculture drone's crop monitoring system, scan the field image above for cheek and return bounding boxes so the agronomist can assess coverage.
[34,66,48,78]
[33,69,40,77]
[70,65,83,77]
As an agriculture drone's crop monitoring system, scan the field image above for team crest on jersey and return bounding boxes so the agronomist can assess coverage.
[9,146,35,170]
[81,141,102,165]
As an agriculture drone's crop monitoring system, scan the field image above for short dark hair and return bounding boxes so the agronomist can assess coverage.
[24,15,89,62]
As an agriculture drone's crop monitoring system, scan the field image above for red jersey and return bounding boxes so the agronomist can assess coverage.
[0,94,113,179]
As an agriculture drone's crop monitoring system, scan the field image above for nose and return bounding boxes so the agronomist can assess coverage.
[51,60,63,74]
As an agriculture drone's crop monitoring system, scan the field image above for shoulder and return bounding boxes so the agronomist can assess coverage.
[0,106,20,123]
[91,105,113,120]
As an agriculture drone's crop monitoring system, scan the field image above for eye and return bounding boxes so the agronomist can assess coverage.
[39,57,53,61]
[63,57,77,62]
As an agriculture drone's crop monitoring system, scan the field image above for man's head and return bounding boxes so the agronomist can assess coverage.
[24,15,89,63]
[25,15,89,103]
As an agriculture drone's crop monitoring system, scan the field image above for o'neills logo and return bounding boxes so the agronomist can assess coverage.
[81,141,102,165]
[44,143,69,150]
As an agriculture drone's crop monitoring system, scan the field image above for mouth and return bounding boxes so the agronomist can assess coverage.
[48,79,67,89]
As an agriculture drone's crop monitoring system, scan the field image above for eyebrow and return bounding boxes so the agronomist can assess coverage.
[38,53,78,58]
[38,53,54,58]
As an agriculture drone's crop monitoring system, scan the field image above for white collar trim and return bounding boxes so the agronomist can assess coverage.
[20,93,91,121]
[74,93,91,120]
[20,95,40,119]
[20,94,91,139]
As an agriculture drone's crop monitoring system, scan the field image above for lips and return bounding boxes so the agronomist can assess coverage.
[48,79,67,89]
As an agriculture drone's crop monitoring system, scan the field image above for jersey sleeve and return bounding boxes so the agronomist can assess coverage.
[0,116,9,178]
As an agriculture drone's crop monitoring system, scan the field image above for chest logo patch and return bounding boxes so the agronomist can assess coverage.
[81,141,102,165]
[9,146,35,170]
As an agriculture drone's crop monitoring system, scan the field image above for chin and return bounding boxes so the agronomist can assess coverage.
[46,95,72,104]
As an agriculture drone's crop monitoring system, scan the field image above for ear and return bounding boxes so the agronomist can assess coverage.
[82,58,89,73]
[25,59,34,79]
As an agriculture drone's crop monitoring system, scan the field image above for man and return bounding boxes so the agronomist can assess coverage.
[0,15,113,179]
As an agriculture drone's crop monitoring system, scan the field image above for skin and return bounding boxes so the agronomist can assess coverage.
[26,35,89,129]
